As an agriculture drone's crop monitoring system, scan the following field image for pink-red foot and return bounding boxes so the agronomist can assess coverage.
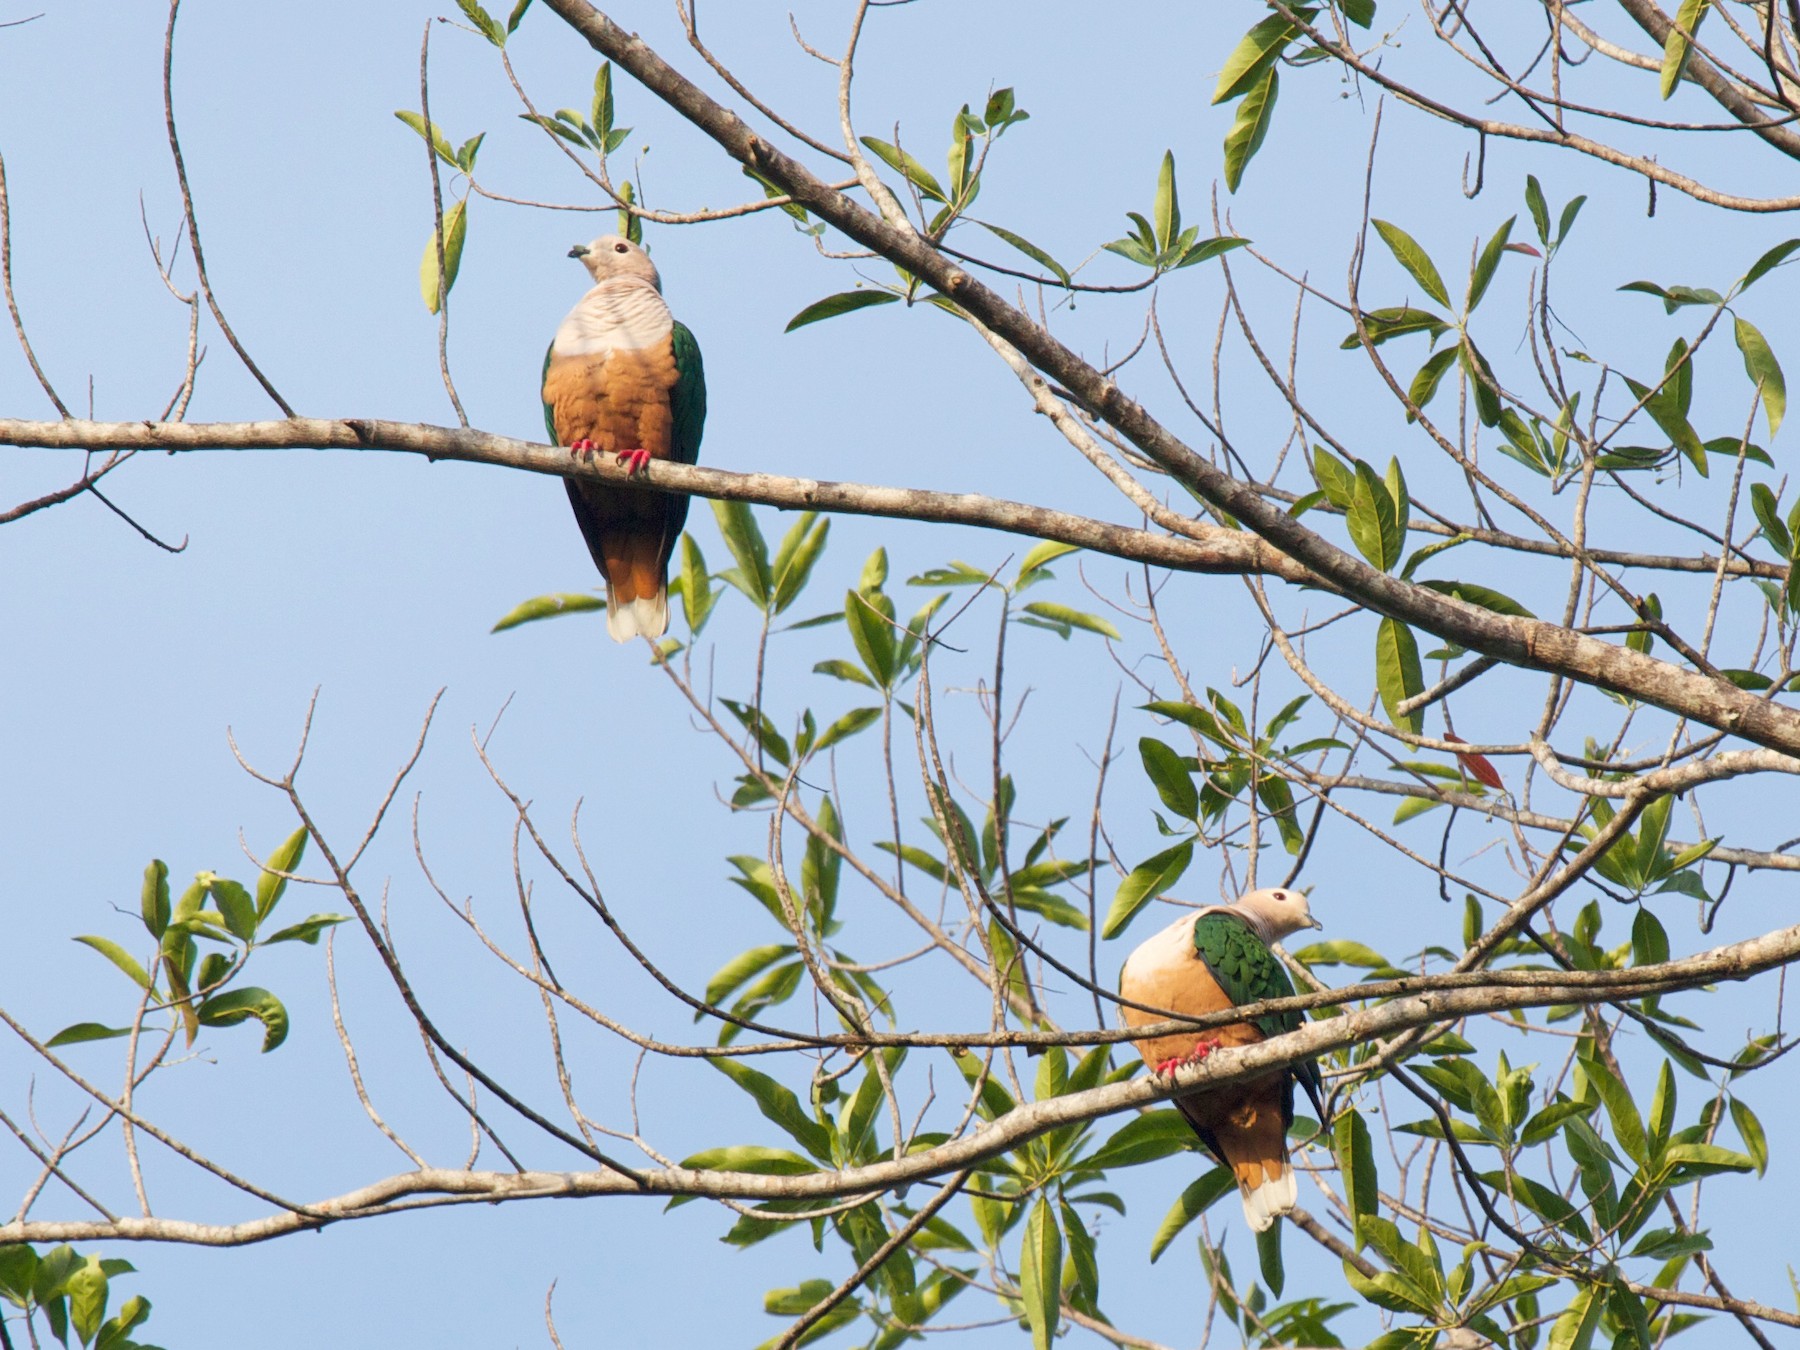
[616,447,652,475]
[568,438,599,459]
[1153,1040,1219,1079]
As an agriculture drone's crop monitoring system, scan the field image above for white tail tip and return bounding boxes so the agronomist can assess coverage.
[605,589,669,643]
[1239,1165,1297,1233]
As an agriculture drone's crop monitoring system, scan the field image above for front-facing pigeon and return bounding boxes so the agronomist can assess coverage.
[543,234,706,642]
[1119,887,1325,1232]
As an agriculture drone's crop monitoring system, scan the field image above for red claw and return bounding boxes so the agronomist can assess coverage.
[1153,1039,1219,1080]
[568,438,599,459]
[616,447,652,476]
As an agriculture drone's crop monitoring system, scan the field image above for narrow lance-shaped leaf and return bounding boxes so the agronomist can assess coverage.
[1016,1196,1062,1350]
[1375,618,1425,734]
[1659,0,1710,99]
[1153,151,1179,252]
[1735,316,1786,439]
[420,198,468,315]
[784,290,899,333]
[1372,219,1451,308]
[1222,68,1278,194]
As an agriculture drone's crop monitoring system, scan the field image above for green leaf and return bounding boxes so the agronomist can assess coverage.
[1213,9,1314,103]
[505,0,532,34]
[196,987,289,1052]
[677,533,719,636]
[490,591,605,632]
[1622,373,1706,470]
[1751,483,1793,556]
[811,707,881,756]
[771,513,830,615]
[1663,1140,1756,1174]
[712,500,773,608]
[256,826,308,921]
[210,878,256,942]
[261,913,349,946]
[1374,617,1425,734]
[1138,738,1198,819]
[1417,579,1536,618]
[1407,346,1458,419]
[1295,940,1390,968]
[1086,1110,1196,1169]
[65,1256,106,1350]
[1222,68,1278,194]
[1740,238,1800,291]
[1341,306,1451,349]
[845,589,898,687]
[140,859,170,939]
[1525,175,1550,246]
[419,197,467,316]
[1174,235,1251,269]
[1152,150,1179,251]
[785,289,899,333]
[1017,1197,1062,1350]
[1311,445,1355,507]
[1556,194,1587,248]
[1658,0,1709,98]
[1730,1096,1768,1175]
[858,135,947,202]
[393,110,458,168]
[711,1059,833,1161]
[1334,1107,1377,1248]
[1018,601,1120,640]
[1735,316,1786,439]
[1255,1222,1285,1298]
[1467,216,1515,311]
[74,935,151,990]
[1547,1283,1603,1350]
[1349,459,1402,571]
[1148,1168,1234,1261]
[1015,540,1079,586]
[1101,840,1193,939]
[45,1023,133,1048]
[977,222,1071,287]
[1372,220,1451,308]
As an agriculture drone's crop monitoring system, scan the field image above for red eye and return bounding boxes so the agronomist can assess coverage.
[614,242,629,253]
[1273,890,1287,900]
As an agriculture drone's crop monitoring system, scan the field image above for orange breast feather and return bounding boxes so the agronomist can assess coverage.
[543,345,678,457]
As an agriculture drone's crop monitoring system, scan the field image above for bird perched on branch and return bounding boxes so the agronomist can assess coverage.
[1119,887,1325,1232]
[543,234,706,642]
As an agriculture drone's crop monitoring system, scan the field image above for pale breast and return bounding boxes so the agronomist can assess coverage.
[552,277,673,356]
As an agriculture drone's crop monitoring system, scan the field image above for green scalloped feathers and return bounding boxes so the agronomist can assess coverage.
[669,320,707,466]
[1191,912,1323,1112]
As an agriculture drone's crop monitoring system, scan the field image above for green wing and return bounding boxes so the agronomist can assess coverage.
[669,320,707,466]
[541,341,558,443]
[1191,912,1323,1110]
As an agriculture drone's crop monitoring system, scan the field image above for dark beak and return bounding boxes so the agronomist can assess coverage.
[1307,916,1323,929]
[567,244,589,258]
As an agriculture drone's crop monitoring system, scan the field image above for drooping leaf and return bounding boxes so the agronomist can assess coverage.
[1735,316,1786,439]
[419,198,468,315]
[784,290,900,333]
[1222,68,1279,194]
[1374,617,1425,734]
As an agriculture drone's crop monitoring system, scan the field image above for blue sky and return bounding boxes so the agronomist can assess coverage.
[4,2,1799,1346]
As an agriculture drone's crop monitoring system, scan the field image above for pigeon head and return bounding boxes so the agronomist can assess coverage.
[568,235,662,291]
[1232,887,1322,943]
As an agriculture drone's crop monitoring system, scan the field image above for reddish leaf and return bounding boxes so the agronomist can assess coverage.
[1503,243,1543,257]
[1445,732,1504,790]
